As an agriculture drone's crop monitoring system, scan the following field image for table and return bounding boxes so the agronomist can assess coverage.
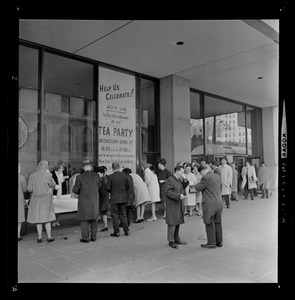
[52,194,78,213]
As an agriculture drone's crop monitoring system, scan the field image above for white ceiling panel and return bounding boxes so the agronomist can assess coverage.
[19,19,279,108]
[19,20,131,53]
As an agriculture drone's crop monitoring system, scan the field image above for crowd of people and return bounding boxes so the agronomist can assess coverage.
[18,157,272,249]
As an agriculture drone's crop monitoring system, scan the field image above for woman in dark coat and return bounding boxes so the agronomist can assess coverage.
[165,165,187,249]
[95,166,110,231]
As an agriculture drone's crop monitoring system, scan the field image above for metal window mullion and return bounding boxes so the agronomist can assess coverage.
[39,48,44,161]
[201,93,205,156]
[245,105,248,156]
[94,63,99,165]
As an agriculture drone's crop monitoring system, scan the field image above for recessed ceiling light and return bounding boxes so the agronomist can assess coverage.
[257,76,263,79]
[176,41,184,45]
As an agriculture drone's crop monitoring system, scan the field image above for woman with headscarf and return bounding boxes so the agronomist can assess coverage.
[27,160,58,243]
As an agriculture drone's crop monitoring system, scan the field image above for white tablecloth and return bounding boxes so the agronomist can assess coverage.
[52,194,78,214]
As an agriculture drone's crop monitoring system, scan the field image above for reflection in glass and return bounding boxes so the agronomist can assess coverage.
[43,52,95,174]
[247,108,253,155]
[204,96,246,155]
[140,78,157,153]
[19,46,39,178]
[190,92,204,156]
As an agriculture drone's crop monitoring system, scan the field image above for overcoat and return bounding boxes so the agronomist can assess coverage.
[165,175,185,226]
[98,175,110,212]
[195,172,203,203]
[106,170,130,204]
[183,172,197,206]
[258,165,270,189]
[241,165,257,189]
[144,168,161,203]
[72,170,103,220]
[231,167,238,192]
[195,171,223,225]
[51,171,66,196]
[18,174,27,222]
[125,173,135,206]
[219,164,233,195]
[129,173,151,207]
[27,169,56,224]
[157,168,171,203]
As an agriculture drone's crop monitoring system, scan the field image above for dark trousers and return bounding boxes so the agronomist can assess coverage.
[125,205,134,226]
[111,203,129,234]
[80,219,98,240]
[222,194,230,207]
[260,184,269,198]
[167,224,180,242]
[205,209,223,245]
[244,182,254,199]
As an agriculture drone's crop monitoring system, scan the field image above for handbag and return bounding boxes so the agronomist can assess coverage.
[189,185,197,193]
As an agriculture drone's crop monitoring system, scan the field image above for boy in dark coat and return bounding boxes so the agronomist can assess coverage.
[165,165,187,249]
[72,160,104,243]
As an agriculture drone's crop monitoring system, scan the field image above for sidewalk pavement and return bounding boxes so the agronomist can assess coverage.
[18,192,278,283]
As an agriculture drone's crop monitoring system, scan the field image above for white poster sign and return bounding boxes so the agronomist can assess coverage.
[98,67,136,174]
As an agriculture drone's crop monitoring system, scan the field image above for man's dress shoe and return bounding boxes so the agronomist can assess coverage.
[168,242,178,249]
[201,243,216,248]
[175,240,187,245]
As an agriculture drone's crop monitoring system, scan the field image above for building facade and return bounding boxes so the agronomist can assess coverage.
[19,40,278,189]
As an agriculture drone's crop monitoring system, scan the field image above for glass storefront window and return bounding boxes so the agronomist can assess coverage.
[247,108,253,155]
[246,106,262,157]
[140,78,159,168]
[190,92,204,156]
[140,78,158,153]
[204,96,246,155]
[43,52,95,180]
[19,46,39,178]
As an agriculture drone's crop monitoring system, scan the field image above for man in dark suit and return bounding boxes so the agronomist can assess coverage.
[106,162,130,237]
[165,165,187,249]
[196,164,223,248]
[72,160,104,243]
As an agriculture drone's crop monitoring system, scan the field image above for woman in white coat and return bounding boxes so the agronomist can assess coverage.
[128,171,151,223]
[143,163,161,221]
[241,161,257,200]
[219,157,233,208]
[183,164,197,216]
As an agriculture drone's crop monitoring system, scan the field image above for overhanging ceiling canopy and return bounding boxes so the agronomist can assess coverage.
[19,19,279,108]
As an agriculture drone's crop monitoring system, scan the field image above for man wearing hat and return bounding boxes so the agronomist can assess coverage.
[72,160,104,242]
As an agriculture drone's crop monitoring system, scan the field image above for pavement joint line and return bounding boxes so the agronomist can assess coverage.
[143,264,217,283]
[60,255,96,273]
[227,231,277,248]
[255,269,276,281]
[34,261,67,281]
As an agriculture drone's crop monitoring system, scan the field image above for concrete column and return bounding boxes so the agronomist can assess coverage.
[262,106,278,191]
[160,75,191,172]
